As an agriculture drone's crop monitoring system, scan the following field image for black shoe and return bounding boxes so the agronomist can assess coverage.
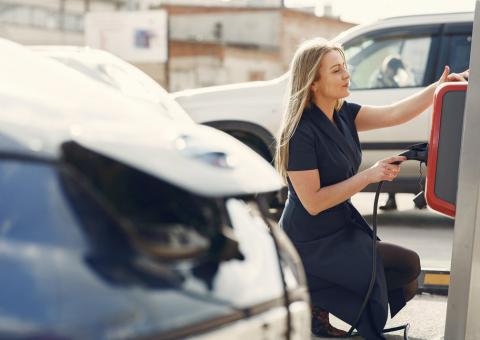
[379,194,397,211]
[311,307,348,338]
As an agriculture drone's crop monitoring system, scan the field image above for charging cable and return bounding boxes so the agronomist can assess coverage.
[346,142,430,339]
[345,181,410,339]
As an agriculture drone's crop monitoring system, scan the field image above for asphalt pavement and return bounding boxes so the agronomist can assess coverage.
[314,293,448,339]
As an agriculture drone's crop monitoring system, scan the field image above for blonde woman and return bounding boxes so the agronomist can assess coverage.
[275,38,462,339]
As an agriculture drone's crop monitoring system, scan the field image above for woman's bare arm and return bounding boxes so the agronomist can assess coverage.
[354,66,452,132]
[288,155,405,215]
[288,169,369,215]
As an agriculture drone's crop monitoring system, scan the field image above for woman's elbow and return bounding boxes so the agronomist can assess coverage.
[304,204,325,216]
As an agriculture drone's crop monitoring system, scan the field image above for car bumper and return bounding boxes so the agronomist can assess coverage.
[192,300,310,340]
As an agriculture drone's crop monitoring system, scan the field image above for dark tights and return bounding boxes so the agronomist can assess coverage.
[377,241,421,302]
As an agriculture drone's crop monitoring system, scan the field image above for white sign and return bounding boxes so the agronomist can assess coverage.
[86,10,168,63]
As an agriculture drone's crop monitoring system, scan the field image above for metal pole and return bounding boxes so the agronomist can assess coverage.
[59,0,65,31]
[84,0,90,12]
[166,12,170,91]
[126,0,136,11]
[444,1,480,339]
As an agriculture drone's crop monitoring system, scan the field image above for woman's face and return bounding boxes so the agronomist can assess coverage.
[311,50,350,100]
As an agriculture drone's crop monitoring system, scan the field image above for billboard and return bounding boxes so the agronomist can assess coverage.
[86,10,168,63]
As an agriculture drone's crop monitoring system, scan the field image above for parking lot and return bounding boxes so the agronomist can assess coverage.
[2,1,479,339]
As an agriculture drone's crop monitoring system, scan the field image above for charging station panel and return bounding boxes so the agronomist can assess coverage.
[426,83,468,217]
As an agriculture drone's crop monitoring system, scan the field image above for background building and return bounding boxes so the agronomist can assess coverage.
[0,0,125,45]
[161,4,355,91]
[0,0,356,91]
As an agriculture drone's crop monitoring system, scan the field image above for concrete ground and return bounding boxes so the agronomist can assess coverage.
[312,293,448,339]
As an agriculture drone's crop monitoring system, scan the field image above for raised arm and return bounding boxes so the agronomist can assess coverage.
[288,155,405,215]
[354,66,452,132]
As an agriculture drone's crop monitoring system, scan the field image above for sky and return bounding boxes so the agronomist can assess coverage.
[285,0,477,24]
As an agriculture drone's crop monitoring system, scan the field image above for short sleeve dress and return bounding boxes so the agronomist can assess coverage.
[279,101,406,340]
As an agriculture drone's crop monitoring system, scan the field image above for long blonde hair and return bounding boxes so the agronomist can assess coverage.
[274,38,346,182]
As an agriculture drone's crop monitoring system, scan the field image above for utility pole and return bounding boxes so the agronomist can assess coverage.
[126,0,137,10]
[444,1,480,338]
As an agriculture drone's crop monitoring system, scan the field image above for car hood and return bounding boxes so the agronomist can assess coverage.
[171,77,288,131]
[68,122,283,197]
[172,76,287,112]
[0,38,282,197]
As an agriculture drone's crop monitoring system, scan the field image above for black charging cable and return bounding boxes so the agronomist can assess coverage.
[345,181,410,339]
[345,144,429,339]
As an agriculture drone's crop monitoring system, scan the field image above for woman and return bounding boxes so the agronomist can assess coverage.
[275,38,463,339]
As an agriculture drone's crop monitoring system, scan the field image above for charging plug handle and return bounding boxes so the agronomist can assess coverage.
[393,142,429,165]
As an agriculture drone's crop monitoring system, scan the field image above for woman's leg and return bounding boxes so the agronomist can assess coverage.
[377,241,421,302]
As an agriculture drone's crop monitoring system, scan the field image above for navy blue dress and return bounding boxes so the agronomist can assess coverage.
[280,101,406,340]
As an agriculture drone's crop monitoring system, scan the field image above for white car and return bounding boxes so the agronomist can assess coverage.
[32,45,193,124]
[1,41,310,339]
[173,12,473,205]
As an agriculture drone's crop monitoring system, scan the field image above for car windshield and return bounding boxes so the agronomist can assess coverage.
[47,50,193,124]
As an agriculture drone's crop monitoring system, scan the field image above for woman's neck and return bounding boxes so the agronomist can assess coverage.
[312,97,336,122]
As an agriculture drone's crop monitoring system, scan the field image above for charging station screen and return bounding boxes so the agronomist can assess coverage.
[427,83,468,217]
[435,90,465,204]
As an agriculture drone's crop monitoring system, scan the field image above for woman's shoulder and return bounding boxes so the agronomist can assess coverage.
[339,100,362,121]
[287,108,316,147]
[295,108,316,135]
[340,100,361,112]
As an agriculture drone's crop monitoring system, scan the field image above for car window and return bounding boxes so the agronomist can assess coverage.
[447,34,471,73]
[344,35,432,90]
[0,161,88,249]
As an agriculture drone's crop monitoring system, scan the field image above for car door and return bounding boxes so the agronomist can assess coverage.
[436,22,473,78]
[341,24,442,178]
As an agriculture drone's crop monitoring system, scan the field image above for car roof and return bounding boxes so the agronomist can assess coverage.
[334,12,473,43]
[0,39,282,196]
[381,11,473,24]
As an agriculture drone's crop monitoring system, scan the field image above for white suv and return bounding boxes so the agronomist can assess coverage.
[173,12,473,202]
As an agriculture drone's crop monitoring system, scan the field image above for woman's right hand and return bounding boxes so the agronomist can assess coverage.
[447,69,469,82]
[364,156,406,184]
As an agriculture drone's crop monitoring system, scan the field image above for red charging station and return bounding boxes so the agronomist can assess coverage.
[426,82,468,217]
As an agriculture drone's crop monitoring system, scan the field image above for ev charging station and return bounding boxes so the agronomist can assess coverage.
[428,1,480,338]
